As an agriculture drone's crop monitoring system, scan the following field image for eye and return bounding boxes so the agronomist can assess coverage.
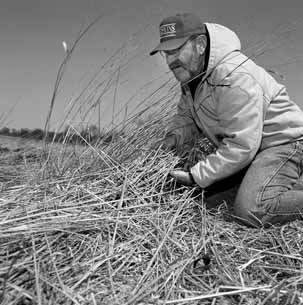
[160,39,190,57]
[166,49,179,56]
[161,48,180,57]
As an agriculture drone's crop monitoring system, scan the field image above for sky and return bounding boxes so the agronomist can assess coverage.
[1,0,303,131]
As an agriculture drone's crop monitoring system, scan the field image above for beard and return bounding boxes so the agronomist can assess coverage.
[172,68,192,83]
[169,57,204,84]
[169,60,192,83]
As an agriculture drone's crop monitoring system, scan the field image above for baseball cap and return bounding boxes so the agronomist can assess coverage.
[150,13,205,56]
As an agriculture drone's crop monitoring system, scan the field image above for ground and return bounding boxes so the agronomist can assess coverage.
[0,134,303,305]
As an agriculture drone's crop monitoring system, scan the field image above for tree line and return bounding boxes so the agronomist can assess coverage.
[0,125,120,145]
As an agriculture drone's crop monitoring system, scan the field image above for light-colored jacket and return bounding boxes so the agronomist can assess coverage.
[168,23,303,188]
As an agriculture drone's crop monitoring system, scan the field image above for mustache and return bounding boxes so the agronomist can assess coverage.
[169,60,184,70]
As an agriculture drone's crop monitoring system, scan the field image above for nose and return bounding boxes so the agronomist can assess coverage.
[166,52,178,65]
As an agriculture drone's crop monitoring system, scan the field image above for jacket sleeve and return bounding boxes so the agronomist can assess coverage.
[167,93,200,148]
[191,72,264,188]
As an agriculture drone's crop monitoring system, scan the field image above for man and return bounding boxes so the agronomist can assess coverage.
[150,13,303,227]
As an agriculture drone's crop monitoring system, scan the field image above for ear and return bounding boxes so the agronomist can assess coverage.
[195,35,207,55]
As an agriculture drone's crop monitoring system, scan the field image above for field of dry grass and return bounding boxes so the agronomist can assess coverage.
[1,116,303,305]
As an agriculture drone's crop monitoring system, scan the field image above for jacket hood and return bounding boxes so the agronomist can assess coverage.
[204,23,241,75]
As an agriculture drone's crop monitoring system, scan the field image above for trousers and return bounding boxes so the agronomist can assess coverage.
[204,140,303,227]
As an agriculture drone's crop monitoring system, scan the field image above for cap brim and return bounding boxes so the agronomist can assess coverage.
[149,36,189,56]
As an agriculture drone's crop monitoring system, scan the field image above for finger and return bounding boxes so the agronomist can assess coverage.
[169,169,184,177]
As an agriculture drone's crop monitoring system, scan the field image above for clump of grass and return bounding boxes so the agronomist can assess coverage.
[1,114,303,305]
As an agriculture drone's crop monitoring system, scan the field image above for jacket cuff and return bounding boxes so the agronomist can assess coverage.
[190,165,208,188]
[188,170,195,185]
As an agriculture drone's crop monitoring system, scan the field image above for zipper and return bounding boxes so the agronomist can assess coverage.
[184,87,219,148]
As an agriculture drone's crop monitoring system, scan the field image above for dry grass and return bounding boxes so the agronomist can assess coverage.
[1,114,303,305]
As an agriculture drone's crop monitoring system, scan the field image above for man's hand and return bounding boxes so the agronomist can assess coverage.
[152,135,177,151]
[169,169,195,186]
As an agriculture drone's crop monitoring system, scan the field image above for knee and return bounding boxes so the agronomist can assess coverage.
[233,192,266,228]
[233,205,264,227]
[233,195,283,228]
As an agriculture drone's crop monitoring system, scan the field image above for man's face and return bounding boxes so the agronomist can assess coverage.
[164,38,203,83]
